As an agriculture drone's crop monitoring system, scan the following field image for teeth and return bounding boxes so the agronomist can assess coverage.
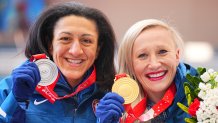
[148,72,165,78]
[68,59,82,64]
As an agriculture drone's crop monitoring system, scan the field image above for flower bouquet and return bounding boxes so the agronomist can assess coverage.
[177,67,218,123]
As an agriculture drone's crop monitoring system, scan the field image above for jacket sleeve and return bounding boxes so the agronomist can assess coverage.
[0,77,25,123]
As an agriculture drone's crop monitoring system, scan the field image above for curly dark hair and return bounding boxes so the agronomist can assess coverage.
[25,2,116,92]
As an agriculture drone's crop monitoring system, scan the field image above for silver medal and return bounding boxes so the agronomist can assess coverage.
[35,59,58,86]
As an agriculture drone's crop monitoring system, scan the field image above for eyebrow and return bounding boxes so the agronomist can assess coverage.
[59,32,94,37]
[59,32,73,36]
[81,34,94,37]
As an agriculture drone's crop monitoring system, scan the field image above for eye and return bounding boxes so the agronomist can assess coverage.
[60,36,71,41]
[138,53,147,59]
[81,38,94,46]
[82,39,92,43]
[159,49,168,54]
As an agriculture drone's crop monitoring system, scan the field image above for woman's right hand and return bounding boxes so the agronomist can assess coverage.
[96,92,125,123]
[12,61,41,102]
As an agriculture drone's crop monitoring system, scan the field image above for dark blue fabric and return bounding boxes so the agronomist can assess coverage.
[0,61,104,123]
[95,92,124,123]
[10,106,25,123]
[12,60,40,102]
[145,63,197,123]
[0,91,20,122]
[165,63,197,123]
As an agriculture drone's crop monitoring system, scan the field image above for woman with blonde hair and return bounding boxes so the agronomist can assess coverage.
[96,19,197,123]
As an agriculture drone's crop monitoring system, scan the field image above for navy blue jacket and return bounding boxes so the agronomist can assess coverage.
[164,63,197,123]
[0,67,104,123]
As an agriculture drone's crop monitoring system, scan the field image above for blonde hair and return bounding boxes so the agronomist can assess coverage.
[118,19,184,80]
[118,19,184,122]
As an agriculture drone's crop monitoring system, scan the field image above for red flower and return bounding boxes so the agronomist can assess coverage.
[188,98,200,117]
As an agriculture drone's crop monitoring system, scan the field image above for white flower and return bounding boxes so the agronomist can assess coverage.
[198,90,206,99]
[205,83,212,90]
[199,82,207,90]
[200,72,211,82]
[215,76,218,82]
[209,118,216,123]
[208,69,214,74]
[199,83,211,91]
[196,87,218,122]
[180,68,218,122]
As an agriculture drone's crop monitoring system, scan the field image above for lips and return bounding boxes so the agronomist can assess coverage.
[146,70,167,81]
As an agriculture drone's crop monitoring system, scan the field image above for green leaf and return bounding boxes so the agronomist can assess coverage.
[187,94,192,106]
[177,102,189,113]
[209,79,217,89]
[186,74,193,82]
[184,85,193,105]
[184,82,192,88]
[194,88,200,98]
[185,118,197,123]
[184,82,198,100]
[197,67,206,75]
[186,74,199,87]
[192,76,201,85]
[184,83,191,95]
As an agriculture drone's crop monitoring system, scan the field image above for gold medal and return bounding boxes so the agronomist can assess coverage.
[112,74,139,104]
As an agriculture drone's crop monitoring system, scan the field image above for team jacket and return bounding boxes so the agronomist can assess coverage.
[0,67,104,123]
[164,62,197,123]
[119,63,197,123]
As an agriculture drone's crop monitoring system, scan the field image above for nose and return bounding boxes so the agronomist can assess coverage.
[69,40,83,56]
[147,55,161,70]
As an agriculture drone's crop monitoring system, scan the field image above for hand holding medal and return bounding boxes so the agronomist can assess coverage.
[30,54,96,104]
[30,54,60,103]
[112,73,176,122]
[34,58,59,87]
[112,74,139,104]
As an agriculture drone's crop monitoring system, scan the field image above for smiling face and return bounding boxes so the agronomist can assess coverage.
[132,26,180,102]
[50,15,99,87]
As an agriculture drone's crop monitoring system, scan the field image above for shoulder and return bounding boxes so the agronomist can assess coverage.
[0,76,13,105]
[0,76,13,92]
[175,63,197,83]
[177,63,197,75]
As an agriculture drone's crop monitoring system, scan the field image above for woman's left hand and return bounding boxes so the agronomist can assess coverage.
[95,92,125,123]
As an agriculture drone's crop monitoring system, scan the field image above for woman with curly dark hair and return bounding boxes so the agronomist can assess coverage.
[0,2,116,123]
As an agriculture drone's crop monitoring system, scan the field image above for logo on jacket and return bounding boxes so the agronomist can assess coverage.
[92,99,99,113]
[34,99,48,105]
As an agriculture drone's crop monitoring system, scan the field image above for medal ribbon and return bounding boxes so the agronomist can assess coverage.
[124,83,176,122]
[31,54,96,103]
[114,73,128,81]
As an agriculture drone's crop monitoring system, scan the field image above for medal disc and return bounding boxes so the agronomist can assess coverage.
[112,75,139,104]
[35,59,58,86]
